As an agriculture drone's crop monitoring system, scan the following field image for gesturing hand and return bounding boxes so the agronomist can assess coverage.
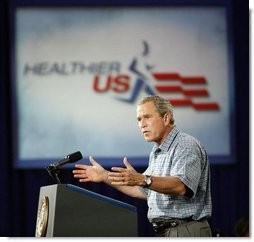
[108,157,144,186]
[73,156,107,183]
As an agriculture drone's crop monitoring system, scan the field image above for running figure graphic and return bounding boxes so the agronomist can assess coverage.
[118,41,157,103]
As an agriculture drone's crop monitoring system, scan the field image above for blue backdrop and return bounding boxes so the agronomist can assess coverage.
[0,0,249,237]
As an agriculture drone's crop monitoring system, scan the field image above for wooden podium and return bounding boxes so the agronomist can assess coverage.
[35,184,138,237]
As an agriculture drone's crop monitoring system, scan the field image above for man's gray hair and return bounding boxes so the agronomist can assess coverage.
[138,95,175,125]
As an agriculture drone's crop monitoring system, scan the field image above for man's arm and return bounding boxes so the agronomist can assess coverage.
[108,157,186,196]
[142,176,186,195]
[72,156,147,200]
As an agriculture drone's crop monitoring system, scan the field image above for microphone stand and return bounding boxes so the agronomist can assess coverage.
[44,151,82,184]
[45,165,62,184]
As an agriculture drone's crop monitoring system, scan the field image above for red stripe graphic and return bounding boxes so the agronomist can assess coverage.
[151,72,219,111]
[155,85,209,96]
[169,99,219,110]
[153,73,206,84]
[170,99,192,106]
[193,103,219,110]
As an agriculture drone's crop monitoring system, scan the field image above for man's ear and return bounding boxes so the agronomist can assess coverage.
[163,112,171,126]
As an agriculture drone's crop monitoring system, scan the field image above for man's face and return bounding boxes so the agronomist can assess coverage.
[136,101,170,145]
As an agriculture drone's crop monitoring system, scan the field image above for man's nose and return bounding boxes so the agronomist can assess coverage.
[140,119,147,128]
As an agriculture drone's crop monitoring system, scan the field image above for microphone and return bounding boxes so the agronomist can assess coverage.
[50,151,83,169]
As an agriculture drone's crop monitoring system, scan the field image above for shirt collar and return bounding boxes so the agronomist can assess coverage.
[152,126,180,153]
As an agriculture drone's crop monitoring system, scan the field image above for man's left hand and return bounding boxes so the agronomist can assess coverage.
[108,157,145,186]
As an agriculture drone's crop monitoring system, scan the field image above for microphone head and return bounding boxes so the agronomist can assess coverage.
[66,151,83,163]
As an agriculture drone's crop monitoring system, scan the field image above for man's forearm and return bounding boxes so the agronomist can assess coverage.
[103,170,147,199]
[146,176,186,195]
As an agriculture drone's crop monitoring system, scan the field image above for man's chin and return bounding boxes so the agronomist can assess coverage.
[144,137,153,142]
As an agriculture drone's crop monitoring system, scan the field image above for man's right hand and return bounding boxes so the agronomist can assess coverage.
[72,156,107,183]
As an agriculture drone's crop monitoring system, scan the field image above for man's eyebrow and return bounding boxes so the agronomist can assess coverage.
[137,114,151,120]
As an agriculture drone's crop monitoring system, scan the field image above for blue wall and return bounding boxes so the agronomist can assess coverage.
[0,0,249,237]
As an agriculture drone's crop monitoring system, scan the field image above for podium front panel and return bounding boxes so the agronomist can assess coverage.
[36,184,138,237]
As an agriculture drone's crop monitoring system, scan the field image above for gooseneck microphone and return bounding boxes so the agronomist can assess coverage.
[46,151,83,184]
[50,151,83,169]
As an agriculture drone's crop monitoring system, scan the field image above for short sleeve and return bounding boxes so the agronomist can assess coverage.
[170,139,203,197]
